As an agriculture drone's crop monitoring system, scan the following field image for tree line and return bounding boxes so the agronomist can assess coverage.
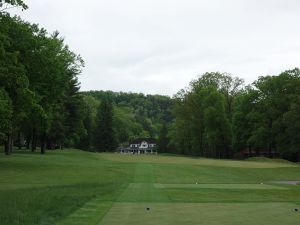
[166,70,300,162]
[0,2,85,154]
[78,70,300,163]
[1,1,299,161]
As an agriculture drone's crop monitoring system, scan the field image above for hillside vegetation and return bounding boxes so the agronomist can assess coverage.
[79,91,173,147]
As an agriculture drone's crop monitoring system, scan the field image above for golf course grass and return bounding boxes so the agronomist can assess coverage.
[0,149,300,225]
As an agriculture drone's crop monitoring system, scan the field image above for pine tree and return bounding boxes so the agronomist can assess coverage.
[157,123,169,153]
[93,98,117,152]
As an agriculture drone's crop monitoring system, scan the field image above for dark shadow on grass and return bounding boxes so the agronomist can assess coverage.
[0,182,123,225]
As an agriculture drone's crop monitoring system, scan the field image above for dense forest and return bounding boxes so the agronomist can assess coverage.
[1,1,300,161]
[169,70,300,161]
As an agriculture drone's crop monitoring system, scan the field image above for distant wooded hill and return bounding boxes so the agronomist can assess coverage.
[78,91,174,149]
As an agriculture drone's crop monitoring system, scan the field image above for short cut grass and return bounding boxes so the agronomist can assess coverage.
[0,149,299,225]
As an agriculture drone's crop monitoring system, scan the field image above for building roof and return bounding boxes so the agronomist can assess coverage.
[130,138,157,145]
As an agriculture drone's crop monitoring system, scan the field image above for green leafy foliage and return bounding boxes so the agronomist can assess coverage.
[0,88,12,140]
[0,14,84,154]
[232,68,300,161]
[170,72,242,157]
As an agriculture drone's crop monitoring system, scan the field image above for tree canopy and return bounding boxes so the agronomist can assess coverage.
[0,0,28,12]
[0,13,84,154]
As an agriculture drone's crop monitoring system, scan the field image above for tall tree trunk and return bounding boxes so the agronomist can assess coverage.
[199,131,203,156]
[224,146,228,159]
[223,136,230,159]
[18,132,22,150]
[31,128,36,152]
[268,120,273,157]
[9,134,13,154]
[268,143,272,158]
[5,134,13,155]
[40,131,46,154]
[26,136,30,150]
[4,138,9,155]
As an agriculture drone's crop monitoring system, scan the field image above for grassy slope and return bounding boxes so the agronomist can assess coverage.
[0,150,299,225]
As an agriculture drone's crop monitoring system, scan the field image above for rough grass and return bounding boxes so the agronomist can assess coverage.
[246,156,296,164]
[0,149,300,225]
[100,153,297,168]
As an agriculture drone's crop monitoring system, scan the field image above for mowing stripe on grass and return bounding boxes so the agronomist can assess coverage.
[117,164,169,202]
[154,183,288,190]
[117,183,169,202]
[133,163,155,183]
[56,198,113,225]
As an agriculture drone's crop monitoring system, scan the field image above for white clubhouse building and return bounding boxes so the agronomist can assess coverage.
[118,138,157,154]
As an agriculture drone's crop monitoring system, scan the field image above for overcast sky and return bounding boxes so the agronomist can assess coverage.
[12,0,300,96]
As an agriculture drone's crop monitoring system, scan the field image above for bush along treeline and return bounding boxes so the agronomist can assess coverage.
[168,69,300,161]
[0,8,85,154]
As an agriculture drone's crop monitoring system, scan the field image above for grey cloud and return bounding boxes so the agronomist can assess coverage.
[10,0,300,95]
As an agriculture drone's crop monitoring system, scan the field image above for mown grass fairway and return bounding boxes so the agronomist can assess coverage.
[0,150,300,225]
